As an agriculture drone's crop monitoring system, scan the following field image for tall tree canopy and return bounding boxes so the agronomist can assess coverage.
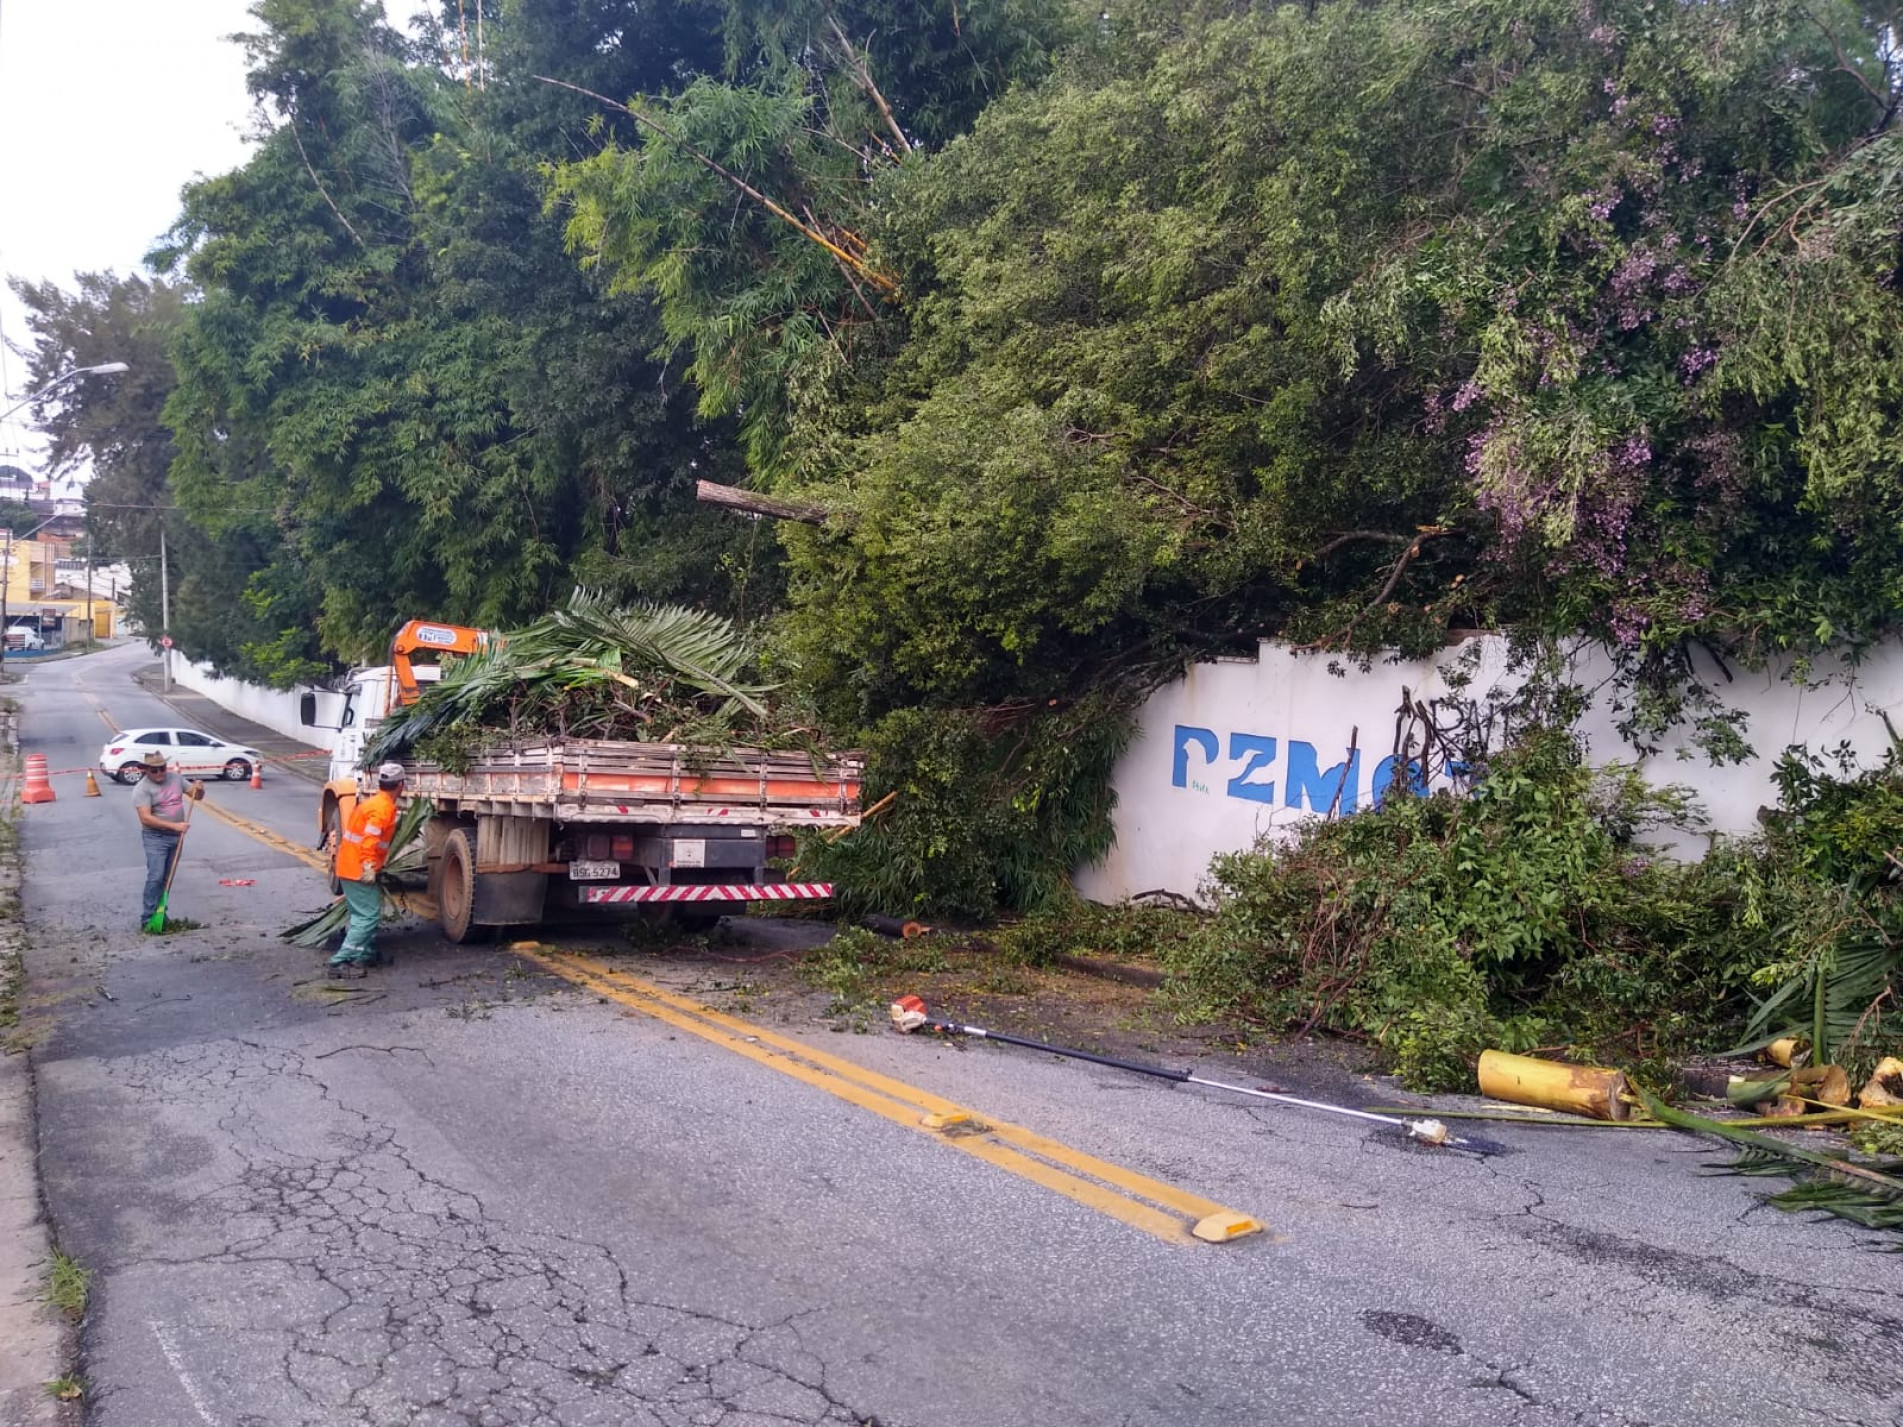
[20,0,1903,909]
[746,0,1903,731]
[151,0,765,673]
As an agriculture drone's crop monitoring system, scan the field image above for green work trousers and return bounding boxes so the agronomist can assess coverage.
[332,878,382,965]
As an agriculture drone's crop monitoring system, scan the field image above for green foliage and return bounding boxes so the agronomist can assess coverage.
[43,1249,89,1319]
[1727,743,1903,1064]
[1139,712,1902,1088]
[1850,1117,1903,1159]
[799,696,1133,920]
[766,0,1903,746]
[150,0,765,671]
[1158,730,1742,1086]
[988,895,1198,969]
[798,925,948,1027]
[1766,742,1903,884]
[10,271,329,686]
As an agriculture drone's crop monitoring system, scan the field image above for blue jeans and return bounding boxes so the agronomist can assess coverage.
[141,830,180,921]
[332,878,383,965]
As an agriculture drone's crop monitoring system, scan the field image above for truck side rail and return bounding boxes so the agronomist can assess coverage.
[398,739,864,825]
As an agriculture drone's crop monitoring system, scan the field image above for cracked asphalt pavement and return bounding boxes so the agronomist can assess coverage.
[13,645,1903,1427]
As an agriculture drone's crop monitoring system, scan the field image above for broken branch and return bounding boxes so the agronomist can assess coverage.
[695,479,833,526]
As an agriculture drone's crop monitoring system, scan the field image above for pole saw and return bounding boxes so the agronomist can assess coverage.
[889,995,1503,1154]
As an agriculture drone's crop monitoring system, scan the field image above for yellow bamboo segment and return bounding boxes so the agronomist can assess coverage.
[1476,1050,1631,1121]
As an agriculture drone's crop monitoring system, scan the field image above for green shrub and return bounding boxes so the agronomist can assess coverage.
[989,895,1199,968]
[801,696,1133,919]
[1162,729,1744,1087]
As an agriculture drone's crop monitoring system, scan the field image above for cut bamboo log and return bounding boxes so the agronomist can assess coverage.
[1476,1050,1631,1121]
[1859,1056,1903,1109]
[1792,1063,1852,1107]
[1765,1036,1808,1068]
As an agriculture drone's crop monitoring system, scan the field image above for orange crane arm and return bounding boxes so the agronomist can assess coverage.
[388,620,497,709]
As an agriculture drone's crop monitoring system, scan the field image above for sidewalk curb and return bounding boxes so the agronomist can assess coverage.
[0,729,77,1426]
[129,670,330,788]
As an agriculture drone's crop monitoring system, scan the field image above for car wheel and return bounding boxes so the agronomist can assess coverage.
[118,761,147,784]
[224,759,250,781]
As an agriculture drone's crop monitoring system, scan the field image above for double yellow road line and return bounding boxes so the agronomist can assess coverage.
[195,798,1265,1246]
[196,799,326,868]
[516,950,1265,1246]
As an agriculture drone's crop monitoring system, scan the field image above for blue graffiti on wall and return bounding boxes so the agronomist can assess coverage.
[1171,726,1428,812]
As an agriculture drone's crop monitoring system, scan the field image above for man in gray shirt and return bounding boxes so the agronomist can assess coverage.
[133,750,202,927]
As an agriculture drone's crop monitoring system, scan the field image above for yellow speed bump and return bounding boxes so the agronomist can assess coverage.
[519,949,1266,1247]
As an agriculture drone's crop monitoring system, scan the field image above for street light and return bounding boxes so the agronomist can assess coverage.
[0,362,129,655]
[0,362,129,428]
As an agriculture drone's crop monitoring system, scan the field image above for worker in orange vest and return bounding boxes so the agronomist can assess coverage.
[327,761,406,978]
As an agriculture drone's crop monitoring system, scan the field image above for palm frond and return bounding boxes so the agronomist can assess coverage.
[282,798,436,948]
[363,591,785,765]
[1642,1089,1903,1243]
[1730,882,1900,1061]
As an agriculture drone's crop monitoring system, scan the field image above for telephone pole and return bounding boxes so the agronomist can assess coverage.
[159,523,171,692]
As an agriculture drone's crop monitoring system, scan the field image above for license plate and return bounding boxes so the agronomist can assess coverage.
[671,839,706,868]
[569,860,621,881]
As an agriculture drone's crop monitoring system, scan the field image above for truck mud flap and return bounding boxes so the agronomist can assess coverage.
[473,869,550,926]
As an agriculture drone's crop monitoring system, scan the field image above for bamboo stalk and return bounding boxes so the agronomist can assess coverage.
[535,75,899,294]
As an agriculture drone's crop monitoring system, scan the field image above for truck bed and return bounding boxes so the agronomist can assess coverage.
[399,739,863,827]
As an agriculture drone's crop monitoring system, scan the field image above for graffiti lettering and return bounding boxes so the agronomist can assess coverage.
[1225,733,1277,804]
[1172,725,1432,812]
[1171,725,1219,789]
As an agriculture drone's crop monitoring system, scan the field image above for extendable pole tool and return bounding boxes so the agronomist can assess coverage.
[889,995,1502,1154]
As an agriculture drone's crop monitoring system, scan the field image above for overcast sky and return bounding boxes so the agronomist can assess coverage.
[0,0,256,476]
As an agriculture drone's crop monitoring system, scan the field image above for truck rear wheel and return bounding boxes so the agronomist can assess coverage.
[438,828,488,944]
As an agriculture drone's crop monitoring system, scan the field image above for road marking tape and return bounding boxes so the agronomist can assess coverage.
[519,950,1263,1245]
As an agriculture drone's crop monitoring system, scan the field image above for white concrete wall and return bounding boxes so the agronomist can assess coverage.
[169,659,343,754]
[1075,636,1903,903]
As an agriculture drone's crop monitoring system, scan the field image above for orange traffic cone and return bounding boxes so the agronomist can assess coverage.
[22,753,55,804]
[250,762,264,790]
[84,769,101,797]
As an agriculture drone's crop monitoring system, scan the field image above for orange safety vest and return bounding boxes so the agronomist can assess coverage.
[336,789,398,881]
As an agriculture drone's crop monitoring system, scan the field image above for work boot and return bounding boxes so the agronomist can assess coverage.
[326,961,368,980]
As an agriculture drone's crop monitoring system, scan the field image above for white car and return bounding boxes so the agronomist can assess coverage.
[100,728,264,784]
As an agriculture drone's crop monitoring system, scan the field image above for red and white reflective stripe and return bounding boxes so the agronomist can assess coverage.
[578,883,834,905]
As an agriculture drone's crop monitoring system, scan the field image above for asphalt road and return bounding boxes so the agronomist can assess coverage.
[14,643,1903,1427]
